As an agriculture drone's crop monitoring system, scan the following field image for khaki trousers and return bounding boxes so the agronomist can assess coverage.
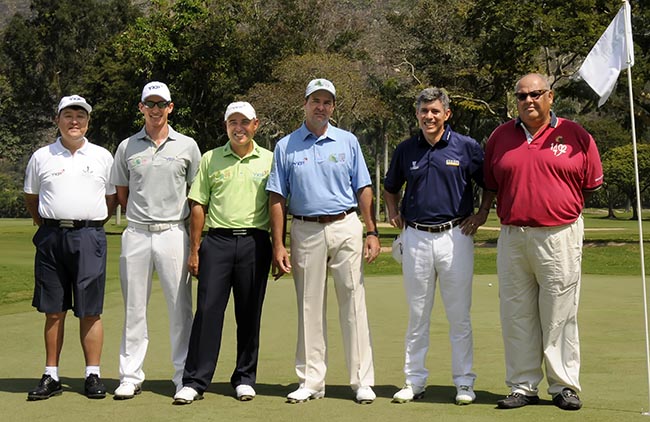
[497,217,583,396]
[290,213,375,391]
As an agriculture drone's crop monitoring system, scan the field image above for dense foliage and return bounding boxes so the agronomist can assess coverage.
[0,0,649,217]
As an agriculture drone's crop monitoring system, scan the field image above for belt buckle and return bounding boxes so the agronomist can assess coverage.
[150,223,170,232]
[59,219,75,228]
[232,229,248,236]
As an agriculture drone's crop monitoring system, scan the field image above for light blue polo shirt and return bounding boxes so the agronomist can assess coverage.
[266,123,372,216]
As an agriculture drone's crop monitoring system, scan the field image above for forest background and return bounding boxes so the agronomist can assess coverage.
[1,0,649,220]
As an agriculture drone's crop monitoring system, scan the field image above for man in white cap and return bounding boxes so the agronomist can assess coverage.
[267,79,380,404]
[24,95,116,401]
[111,81,201,399]
[173,101,273,405]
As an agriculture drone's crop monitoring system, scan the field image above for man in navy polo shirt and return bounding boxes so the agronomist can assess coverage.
[384,87,492,406]
[24,95,116,401]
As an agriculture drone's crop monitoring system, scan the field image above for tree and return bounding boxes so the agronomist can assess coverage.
[602,144,650,220]
[0,0,141,153]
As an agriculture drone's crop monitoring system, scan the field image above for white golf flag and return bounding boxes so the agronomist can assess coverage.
[577,1,634,107]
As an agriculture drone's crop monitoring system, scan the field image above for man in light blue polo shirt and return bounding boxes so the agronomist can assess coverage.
[267,78,381,405]
[111,81,201,399]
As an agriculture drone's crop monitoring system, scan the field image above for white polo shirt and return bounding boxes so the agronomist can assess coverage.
[24,138,116,220]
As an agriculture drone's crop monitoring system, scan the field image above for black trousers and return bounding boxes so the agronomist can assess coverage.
[182,229,272,393]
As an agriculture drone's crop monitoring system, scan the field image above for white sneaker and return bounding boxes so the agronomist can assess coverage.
[455,385,476,405]
[113,382,142,400]
[173,386,203,405]
[236,384,256,401]
[392,384,425,403]
[355,386,376,404]
[286,386,325,403]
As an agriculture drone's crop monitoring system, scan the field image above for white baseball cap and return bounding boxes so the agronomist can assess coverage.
[141,81,172,102]
[224,101,257,121]
[305,78,336,99]
[57,95,92,114]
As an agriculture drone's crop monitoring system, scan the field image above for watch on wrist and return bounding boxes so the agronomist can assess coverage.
[366,230,379,237]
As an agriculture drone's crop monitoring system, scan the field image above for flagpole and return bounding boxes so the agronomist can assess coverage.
[620,0,650,415]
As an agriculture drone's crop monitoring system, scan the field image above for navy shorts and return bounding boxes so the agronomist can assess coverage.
[32,225,107,317]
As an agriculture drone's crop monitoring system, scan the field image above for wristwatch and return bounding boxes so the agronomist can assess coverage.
[366,230,379,237]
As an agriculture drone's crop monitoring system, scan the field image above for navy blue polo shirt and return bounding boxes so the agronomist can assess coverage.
[384,126,485,225]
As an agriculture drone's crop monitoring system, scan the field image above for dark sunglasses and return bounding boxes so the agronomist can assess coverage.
[514,90,548,102]
[143,100,170,109]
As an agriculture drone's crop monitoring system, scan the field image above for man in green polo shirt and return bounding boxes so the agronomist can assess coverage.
[173,102,273,405]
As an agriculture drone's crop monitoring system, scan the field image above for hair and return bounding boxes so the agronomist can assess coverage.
[515,73,550,91]
[416,87,450,111]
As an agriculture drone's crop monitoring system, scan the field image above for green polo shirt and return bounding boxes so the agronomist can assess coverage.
[188,140,273,230]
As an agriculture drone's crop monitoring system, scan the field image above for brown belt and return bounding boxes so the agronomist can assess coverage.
[292,208,357,224]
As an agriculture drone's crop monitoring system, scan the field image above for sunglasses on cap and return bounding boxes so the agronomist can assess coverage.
[143,100,170,109]
[514,90,548,102]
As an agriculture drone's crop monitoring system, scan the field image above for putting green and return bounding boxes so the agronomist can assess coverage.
[0,273,648,421]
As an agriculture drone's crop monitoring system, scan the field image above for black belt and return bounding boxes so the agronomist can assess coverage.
[208,228,265,237]
[42,218,104,229]
[292,208,357,224]
[406,218,462,233]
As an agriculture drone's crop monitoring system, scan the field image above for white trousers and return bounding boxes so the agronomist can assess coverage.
[497,217,583,396]
[118,224,193,387]
[401,225,476,388]
[290,213,375,391]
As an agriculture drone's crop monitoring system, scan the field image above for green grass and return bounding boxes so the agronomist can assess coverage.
[1,274,648,421]
[1,216,650,420]
[2,212,650,305]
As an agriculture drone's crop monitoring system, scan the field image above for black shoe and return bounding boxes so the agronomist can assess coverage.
[497,392,540,409]
[84,374,107,399]
[27,374,63,401]
[553,388,582,410]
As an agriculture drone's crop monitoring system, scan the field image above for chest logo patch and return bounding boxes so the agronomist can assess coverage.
[445,159,460,167]
[291,157,308,166]
[328,153,346,163]
[550,136,568,157]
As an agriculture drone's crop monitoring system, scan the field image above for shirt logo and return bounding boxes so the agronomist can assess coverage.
[130,156,149,168]
[445,159,460,167]
[51,168,65,177]
[291,157,309,166]
[550,140,568,157]
[82,165,94,175]
[328,153,346,163]
[410,161,419,170]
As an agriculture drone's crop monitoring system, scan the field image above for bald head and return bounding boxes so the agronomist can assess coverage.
[515,73,550,92]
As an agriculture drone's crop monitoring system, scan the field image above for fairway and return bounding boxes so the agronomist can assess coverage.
[0,272,648,421]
